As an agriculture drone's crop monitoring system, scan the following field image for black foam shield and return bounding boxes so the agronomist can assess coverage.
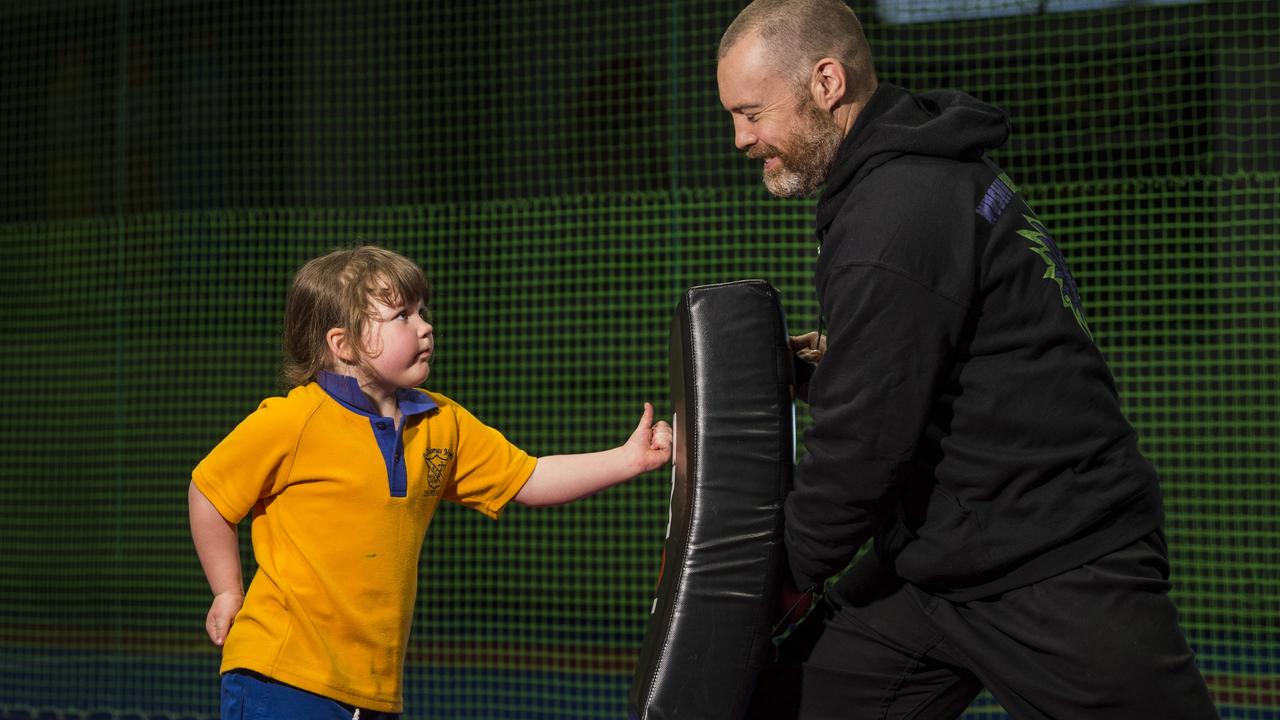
[630,280,795,720]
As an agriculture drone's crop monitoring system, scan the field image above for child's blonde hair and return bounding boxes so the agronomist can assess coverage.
[282,245,430,387]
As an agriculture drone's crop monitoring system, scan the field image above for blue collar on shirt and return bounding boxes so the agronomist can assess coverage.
[315,371,438,498]
[316,370,437,419]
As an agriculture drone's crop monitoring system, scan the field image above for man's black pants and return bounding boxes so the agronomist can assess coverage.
[746,532,1219,719]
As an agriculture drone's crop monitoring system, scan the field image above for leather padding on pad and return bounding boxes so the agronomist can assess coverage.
[629,280,795,720]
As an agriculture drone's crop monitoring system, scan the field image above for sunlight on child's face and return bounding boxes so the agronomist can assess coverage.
[359,295,434,396]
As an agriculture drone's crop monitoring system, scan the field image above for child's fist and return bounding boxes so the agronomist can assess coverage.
[628,402,673,473]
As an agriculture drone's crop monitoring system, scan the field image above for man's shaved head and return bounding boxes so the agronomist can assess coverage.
[719,0,876,102]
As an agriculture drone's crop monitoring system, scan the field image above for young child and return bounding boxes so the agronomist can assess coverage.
[189,245,672,719]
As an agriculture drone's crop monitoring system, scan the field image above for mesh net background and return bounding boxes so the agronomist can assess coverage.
[0,1,1276,718]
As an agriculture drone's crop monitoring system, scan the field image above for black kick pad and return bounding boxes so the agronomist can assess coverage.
[629,280,796,720]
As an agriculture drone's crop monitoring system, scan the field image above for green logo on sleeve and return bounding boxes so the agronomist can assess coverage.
[1017,214,1093,341]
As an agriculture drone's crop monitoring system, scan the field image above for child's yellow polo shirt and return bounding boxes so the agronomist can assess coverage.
[192,375,536,712]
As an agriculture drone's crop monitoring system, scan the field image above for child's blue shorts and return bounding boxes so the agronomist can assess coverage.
[221,669,401,720]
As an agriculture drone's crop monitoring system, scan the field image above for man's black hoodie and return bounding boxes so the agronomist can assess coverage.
[785,83,1163,600]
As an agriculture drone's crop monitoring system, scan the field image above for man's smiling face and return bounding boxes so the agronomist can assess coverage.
[717,32,844,198]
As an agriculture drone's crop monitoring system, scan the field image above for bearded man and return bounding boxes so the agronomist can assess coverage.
[716,1,1219,718]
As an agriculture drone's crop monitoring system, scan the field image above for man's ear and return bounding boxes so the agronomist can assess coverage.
[326,327,355,364]
[810,58,847,111]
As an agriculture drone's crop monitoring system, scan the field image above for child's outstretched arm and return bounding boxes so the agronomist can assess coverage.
[188,482,244,646]
[515,402,673,507]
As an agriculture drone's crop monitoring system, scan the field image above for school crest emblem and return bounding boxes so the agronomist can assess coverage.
[423,448,454,496]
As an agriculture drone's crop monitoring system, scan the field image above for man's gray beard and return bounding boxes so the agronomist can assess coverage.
[762,101,844,199]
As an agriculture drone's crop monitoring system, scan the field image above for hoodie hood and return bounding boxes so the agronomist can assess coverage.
[816,82,1011,232]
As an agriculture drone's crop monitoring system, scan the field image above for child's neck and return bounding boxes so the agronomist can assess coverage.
[331,368,402,424]
[363,386,402,424]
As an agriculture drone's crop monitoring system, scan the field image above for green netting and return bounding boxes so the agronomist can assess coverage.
[0,1,1276,718]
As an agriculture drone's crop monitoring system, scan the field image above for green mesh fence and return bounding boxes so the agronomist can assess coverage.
[0,1,1276,718]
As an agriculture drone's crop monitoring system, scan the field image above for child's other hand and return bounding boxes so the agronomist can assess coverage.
[626,402,673,473]
[205,590,244,646]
